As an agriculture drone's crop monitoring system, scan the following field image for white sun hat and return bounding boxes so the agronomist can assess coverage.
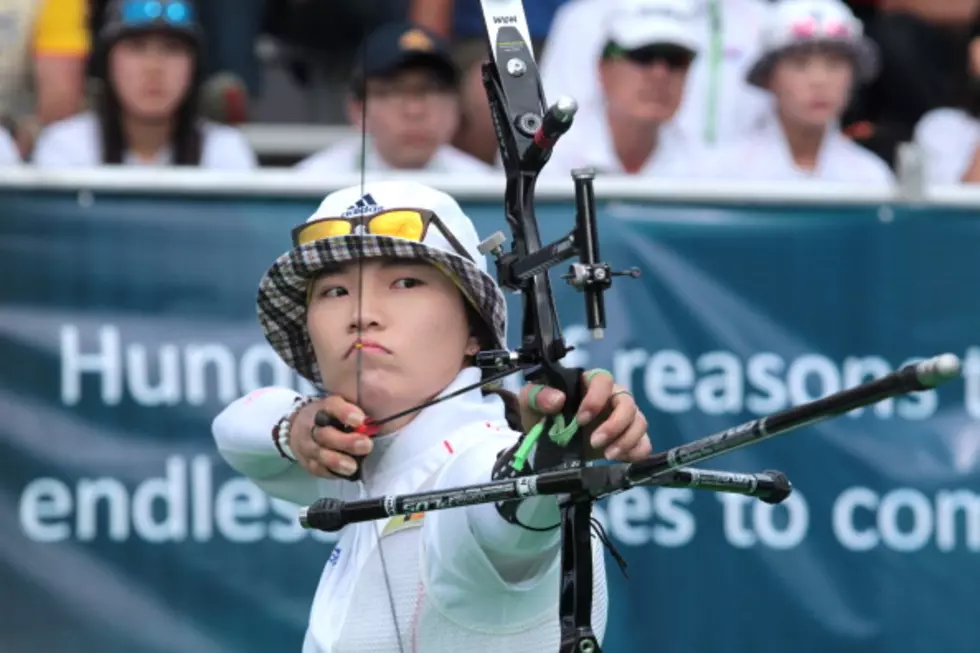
[746,0,879,88]
[603,0,701,55]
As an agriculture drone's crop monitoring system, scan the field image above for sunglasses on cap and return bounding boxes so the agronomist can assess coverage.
[292,209,475,263]
[120,0,195,27]
[603,43,694,70]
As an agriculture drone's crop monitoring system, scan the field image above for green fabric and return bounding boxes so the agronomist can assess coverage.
[512,421,544,472]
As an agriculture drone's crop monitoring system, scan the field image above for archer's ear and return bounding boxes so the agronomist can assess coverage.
[465,335,481,356]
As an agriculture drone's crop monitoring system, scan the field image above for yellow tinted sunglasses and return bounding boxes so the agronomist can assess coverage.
[292,208,474,262]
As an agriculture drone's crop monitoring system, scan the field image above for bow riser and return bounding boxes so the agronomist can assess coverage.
[478,1,605,650]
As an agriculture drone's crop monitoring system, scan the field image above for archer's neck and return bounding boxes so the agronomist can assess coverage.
[606,106,660,173]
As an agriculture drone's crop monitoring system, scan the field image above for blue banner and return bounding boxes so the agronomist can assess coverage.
[1,185,978,653]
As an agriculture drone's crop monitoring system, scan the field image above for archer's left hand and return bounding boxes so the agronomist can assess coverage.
[518,369,652,462]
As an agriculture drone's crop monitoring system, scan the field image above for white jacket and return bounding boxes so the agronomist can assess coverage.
[295,136,495,176]
[913,108,980,185]
[695,114,895,186]
[31,112,258,169]
[545,104,702,178]
[212,367,608,652]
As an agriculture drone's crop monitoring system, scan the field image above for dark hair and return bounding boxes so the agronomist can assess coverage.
[464,302,524,432]
[349,61,459,101]
[98,33,203,165]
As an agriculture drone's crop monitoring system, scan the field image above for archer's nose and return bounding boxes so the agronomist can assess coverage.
[348,289,384,333]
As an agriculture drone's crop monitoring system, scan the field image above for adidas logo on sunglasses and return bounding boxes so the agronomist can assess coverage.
[341,193,385,218]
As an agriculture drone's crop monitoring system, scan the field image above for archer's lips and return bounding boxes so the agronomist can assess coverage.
[346,339,391,358]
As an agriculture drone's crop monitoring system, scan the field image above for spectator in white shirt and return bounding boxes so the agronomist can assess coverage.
[912,13,980,184]
[546,0,703,177]
[540,0,773,150]
[32,0,256,169]
[296,22,493,175]
[0,127,20,165]
[696,0,894,186]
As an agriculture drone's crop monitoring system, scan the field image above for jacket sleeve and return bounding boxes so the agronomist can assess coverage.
[211,387,351,507]
[422,425,608,634]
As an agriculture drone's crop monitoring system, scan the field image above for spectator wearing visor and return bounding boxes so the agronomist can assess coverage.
[540,0,773,150]
[296,23,493,175]
[696,0,894,186]
[546,0,702,177]
[32,0,256,169]
[912,13,980,185]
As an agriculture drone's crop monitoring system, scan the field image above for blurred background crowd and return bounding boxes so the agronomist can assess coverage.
[3,0,980,185]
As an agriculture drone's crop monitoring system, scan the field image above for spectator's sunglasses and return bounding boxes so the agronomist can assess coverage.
[119,0,196,27]
[292,209,475,262]
[602,43,695,70]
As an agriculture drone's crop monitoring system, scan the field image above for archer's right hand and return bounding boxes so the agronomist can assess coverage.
[288,397,374,479]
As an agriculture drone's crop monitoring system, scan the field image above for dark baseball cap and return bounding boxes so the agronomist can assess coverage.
[350,22,459,95]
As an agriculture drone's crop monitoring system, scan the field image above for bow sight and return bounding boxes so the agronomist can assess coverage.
[298,2,964,651]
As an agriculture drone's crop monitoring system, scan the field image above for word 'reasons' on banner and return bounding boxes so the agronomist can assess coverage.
[2,188,979,653]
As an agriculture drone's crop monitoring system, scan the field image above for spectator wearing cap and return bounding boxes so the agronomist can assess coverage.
[408,0,573,166]
[32,0,256,169]
[695,0,894,185]
[545,0,702,176]
[296,23,493,175]
[0,0,90,158]
[912,12,980,184]
[540,0,773,150]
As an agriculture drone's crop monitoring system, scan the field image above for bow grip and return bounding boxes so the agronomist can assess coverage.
[313,410,378,482]
[532,365,589,469]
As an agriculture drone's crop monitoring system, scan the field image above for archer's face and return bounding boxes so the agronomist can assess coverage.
[768,47,854,129]
[110,33,195,121]
[349,68,461,169]
[306,259,480,425]
[599,46,692,124]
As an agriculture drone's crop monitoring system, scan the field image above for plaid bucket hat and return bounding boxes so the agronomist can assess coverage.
[257,180,508,386]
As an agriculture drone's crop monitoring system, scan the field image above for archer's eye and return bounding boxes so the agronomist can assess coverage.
[318,285,348,298]
[392,278,425,289]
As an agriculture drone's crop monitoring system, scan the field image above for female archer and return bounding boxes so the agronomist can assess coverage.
[211,179,652,652]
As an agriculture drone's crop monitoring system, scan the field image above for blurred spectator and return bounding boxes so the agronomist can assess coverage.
[260,0,409,125]
[0,0,90,158]
[846,0,980,166]
[695,0,894,185]
[545,0,701,176]
[296,22,492,174]
[540,0,773,150]
[197,0,264,108]
[32,0,255,168]
[88,0,255,125]
[0,124,20,164]
[409,0,571,165]
[913,12,980,183]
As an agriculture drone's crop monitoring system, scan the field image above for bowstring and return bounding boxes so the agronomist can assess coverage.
[355,23,407,653]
